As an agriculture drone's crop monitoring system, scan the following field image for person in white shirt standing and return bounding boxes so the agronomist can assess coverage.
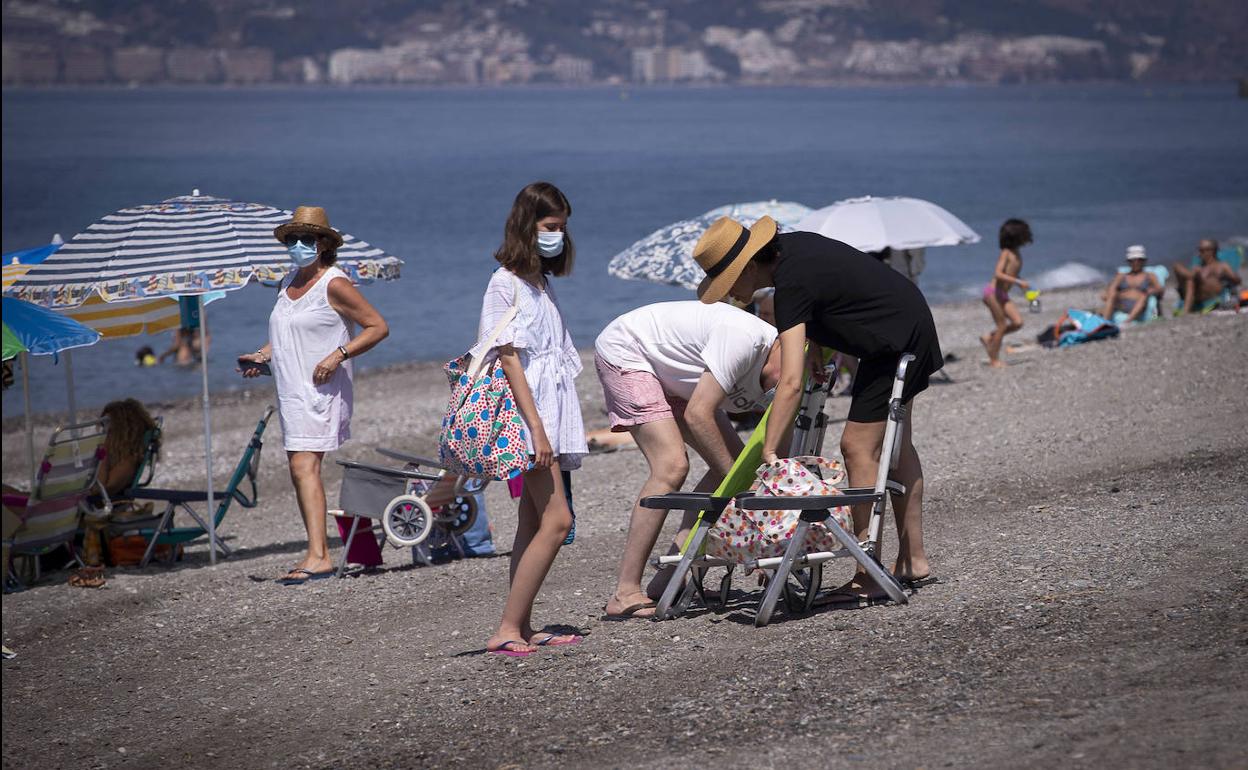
[596,300,781,618]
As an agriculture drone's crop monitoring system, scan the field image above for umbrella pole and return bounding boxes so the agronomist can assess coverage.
[198,296,216,566]
[21,352,35,491]
[64,349,77,424]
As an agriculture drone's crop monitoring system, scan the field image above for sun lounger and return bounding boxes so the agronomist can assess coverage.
[4,418,109,590]
[124,406,274,567]
[645,354,915,626]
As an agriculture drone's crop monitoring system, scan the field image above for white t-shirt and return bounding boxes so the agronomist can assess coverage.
[595,301,777,411]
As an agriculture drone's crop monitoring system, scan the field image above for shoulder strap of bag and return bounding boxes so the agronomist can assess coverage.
[467,272,522,381]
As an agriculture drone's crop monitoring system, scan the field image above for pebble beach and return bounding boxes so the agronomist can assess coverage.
[2,285,1246,768]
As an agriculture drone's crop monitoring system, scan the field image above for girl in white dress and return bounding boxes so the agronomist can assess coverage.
[239,207,389,584]
[476,182,586,656]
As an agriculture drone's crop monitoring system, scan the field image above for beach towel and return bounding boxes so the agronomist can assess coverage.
[1057,309,1119,347]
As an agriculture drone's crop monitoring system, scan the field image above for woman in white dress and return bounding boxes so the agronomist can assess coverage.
[239,207,389,584]
[475,182,587,656]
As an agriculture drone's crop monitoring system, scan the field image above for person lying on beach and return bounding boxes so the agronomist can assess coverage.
[980,218,1032,368]
[1102,245,1163,323]
[693,215,941,603]
[596,300,781,619]
[1172,238,1241,315]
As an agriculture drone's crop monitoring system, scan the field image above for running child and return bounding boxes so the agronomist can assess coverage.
[980,218,1033,368]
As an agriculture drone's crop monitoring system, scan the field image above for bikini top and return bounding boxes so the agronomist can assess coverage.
[1118,272,1153,293]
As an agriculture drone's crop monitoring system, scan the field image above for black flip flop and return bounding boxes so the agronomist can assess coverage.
[600,600,657,621]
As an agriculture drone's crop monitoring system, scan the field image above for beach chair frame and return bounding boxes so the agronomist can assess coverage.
[647,354,915,626]
[126,406,274,567]
[648,358,836,620]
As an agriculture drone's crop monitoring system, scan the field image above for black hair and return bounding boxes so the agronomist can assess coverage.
[999,219,1033,250]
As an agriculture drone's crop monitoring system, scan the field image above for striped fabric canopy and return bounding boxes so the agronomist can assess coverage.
[8,192,401,308]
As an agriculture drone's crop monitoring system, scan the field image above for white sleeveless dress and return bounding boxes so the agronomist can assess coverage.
[270,266,354,452]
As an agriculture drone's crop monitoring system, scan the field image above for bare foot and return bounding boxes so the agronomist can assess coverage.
[827,576,890,602]
[987,359,1007,369]
[281,556,333,580]
[892,554,930,583]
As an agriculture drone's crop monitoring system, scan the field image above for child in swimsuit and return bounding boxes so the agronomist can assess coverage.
[980,218,1033,368]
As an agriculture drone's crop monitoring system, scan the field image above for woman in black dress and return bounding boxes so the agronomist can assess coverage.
[693,216,941,600]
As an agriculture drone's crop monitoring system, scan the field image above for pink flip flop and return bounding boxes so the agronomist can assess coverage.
[488,640,534,657]
[534,633,582,648]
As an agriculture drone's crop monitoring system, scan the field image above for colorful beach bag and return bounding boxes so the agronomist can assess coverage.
[705,456,853,565]
[438,275,533,481]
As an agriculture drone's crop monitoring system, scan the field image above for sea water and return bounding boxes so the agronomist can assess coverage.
[3,85,1246,416]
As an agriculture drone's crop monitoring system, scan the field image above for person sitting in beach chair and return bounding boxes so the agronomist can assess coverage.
[694,216,943,604]
[1172,238,1242,315]
[1102,245,1164,324]
[595,300,781,619]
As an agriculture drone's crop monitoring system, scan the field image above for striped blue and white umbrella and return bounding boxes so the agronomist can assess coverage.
[8,191,401,308]
[6,191,402,566]
[608,200,811,290]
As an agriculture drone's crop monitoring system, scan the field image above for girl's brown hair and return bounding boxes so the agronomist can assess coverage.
[100,398,160,465]
[494,182,575,277]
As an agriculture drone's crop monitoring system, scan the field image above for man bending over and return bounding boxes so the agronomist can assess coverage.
[596,300,781,618]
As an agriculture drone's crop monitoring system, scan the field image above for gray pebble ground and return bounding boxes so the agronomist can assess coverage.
[2,289,1246,769]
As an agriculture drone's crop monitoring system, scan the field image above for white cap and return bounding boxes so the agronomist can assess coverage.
[1125,244,1147,262]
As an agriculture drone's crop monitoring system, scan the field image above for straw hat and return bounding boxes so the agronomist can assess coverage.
[694,216,778,304]
[273,206,344,248]
[1124,244,1147,262]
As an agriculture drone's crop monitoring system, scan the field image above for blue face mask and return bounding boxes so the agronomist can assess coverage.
[287,240,319,268]
[537,230,564,259]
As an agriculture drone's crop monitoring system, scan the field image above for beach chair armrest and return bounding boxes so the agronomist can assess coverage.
[125,487,212,504]
[639,492,732,512]
[737,492,880,511]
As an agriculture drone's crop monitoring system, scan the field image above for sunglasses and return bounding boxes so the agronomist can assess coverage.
[283,234,318,247]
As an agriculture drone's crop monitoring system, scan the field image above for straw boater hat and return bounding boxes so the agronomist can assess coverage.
[694,215,778,304]
[1125,244,1147,262]
[273,206,344,248]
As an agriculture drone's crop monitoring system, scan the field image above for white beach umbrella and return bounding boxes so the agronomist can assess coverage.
[796,195,980,253]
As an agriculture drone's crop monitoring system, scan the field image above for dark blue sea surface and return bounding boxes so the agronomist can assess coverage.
[3,85,1246,417]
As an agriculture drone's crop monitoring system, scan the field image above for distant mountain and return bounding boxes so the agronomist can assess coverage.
[3,0,1245,86]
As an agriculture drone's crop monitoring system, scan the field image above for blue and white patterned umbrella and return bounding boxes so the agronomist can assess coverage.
[8,191,401,308]
[7,191,402,566]
[608,200,812,290]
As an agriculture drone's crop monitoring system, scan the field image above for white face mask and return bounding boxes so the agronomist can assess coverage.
[537,230,564,259]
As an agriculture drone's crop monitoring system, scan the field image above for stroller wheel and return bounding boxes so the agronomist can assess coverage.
[382,495,433,547]
[434,494,478,535]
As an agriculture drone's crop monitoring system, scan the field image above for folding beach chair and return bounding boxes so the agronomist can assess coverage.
[125,406,274,567]
[647,354,915,626]
[3,417,109,590]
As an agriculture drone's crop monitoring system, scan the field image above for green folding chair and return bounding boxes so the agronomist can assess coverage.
[125,407,274,567]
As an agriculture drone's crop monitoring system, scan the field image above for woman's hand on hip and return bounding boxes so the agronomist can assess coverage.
[312,350,344,385]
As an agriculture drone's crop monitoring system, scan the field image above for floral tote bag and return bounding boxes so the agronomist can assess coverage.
[706,456,853,565]
[438,275,533,481]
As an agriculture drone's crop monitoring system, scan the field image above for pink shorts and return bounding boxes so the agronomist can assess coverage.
[594,353,686,432]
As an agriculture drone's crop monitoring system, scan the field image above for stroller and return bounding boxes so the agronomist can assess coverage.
[329,448,487,577]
